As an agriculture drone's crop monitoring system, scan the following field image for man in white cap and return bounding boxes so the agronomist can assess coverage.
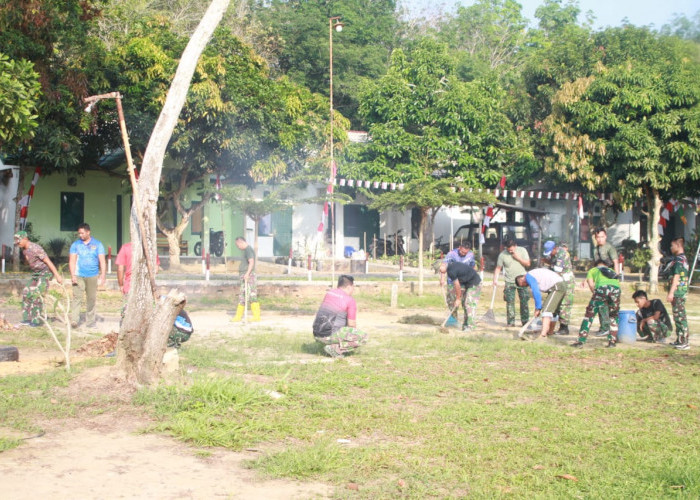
[543,240,575,335]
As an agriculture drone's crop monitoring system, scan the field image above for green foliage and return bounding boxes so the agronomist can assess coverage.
[0,53,41,147]
[352,39,529,186]
[542,28,700,205]
[219,185,291,223]
[630,247,652,272]
[254,0,399,127]
[0,0,107,173]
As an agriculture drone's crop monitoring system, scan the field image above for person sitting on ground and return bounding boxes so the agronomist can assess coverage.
[632,290,671,343]
[571,260,621,349]
[439,261,482,332]
[312,275,368,358]
[439,243,476,327]
[515,268,565,339]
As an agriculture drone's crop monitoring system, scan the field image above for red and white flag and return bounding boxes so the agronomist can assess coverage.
[480,205,494,245]
[577,194,584,220]
[19,167,41,230]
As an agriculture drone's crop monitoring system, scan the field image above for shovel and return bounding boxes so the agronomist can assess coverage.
[481,284,498,325]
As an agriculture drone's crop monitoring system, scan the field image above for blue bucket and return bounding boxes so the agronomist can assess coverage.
[617,310,637,344]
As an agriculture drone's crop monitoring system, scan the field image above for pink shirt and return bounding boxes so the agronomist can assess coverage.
[316,287,357,332]
[116,242,160,294]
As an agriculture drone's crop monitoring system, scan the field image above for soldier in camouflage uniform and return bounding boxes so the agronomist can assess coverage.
[440,262,482,331]
[667,237,690,350]
[543,241,575,335]
[14,231,63,327]
[493,239,531,327]
[439,243,476,327]
[593,228,619,336]
[571,260,621,348]
[633,290,671,343]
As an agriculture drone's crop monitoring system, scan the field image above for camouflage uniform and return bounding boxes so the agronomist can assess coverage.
[496,247,530,326]
[636,298,672,342]
[459,284,482,329]
[504,284,530,326]
[21,242,54,326]
[238,272,258,304]
[593,242,618,332]
[550,246,575,326]
[669,253,689,344]
[577,267,621,344]
[314,326,368,356]
[442,249,475,313]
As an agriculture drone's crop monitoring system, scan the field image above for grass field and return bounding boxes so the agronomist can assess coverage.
[1,282,698,498]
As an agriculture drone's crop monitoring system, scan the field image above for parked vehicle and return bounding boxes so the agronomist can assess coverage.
[193,229,225,257]
[451,221,534,268]
[369,229,405,257]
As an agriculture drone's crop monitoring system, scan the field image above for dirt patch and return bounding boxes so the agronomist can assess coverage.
[0,414,331,500]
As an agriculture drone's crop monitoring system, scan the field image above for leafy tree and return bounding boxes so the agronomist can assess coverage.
[0,53,41,147]
[254,0,400,127]
[0,0,106,173]
[219,185,290,254]
[435,0,531,81]
[350,40,524,293]
[541,28,700,291]
[102,21,328,264]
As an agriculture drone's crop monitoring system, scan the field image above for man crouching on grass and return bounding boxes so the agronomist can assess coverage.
[313,275,368,358]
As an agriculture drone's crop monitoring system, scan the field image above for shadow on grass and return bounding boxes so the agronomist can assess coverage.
[301,342,324,355]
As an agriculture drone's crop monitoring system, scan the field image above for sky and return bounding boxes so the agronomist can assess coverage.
[401,0,699,29]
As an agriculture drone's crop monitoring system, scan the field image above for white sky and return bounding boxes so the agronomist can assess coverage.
[400,0,699,29]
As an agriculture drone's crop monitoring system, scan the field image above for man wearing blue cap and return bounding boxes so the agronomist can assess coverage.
[543,240,575,335]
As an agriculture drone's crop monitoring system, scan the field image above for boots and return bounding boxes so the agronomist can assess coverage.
[230,304,244,322]
[251,302,261,322]
[556,324,570,335]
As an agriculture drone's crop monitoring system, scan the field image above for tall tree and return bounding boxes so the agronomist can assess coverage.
[118,0,231,385]
[254,0,400,127]
[350,40,527,293]
[541,28,700,291]
[102,21,328,265]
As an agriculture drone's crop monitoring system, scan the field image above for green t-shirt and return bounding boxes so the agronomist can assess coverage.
[496,247,530,283]
[239,245,256,275]
[587,266,619,289]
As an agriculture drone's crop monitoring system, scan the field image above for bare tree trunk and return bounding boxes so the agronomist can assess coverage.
[117,0,231,386]
[646,187,662,293]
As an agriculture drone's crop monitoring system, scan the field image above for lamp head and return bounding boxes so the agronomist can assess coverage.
[84,103,94,113]
[334,23,343,32]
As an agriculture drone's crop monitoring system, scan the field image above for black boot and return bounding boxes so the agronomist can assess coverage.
[556,324,569,335]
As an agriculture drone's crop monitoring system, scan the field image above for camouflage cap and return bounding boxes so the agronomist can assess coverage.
[13,230,28,240]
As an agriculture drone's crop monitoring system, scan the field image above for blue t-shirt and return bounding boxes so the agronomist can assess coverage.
[70,237,105,277]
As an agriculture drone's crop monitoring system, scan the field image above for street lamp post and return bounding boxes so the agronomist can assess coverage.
[83,92,158,299]
[329,16,343,285]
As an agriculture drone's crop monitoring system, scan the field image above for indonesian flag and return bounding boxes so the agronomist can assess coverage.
[577,194,584,220]
[480,205,494,245]
[19,167,41,230]
[214,174,222,201]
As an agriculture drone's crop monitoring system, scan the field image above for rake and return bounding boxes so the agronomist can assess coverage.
[481,284,498,325]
